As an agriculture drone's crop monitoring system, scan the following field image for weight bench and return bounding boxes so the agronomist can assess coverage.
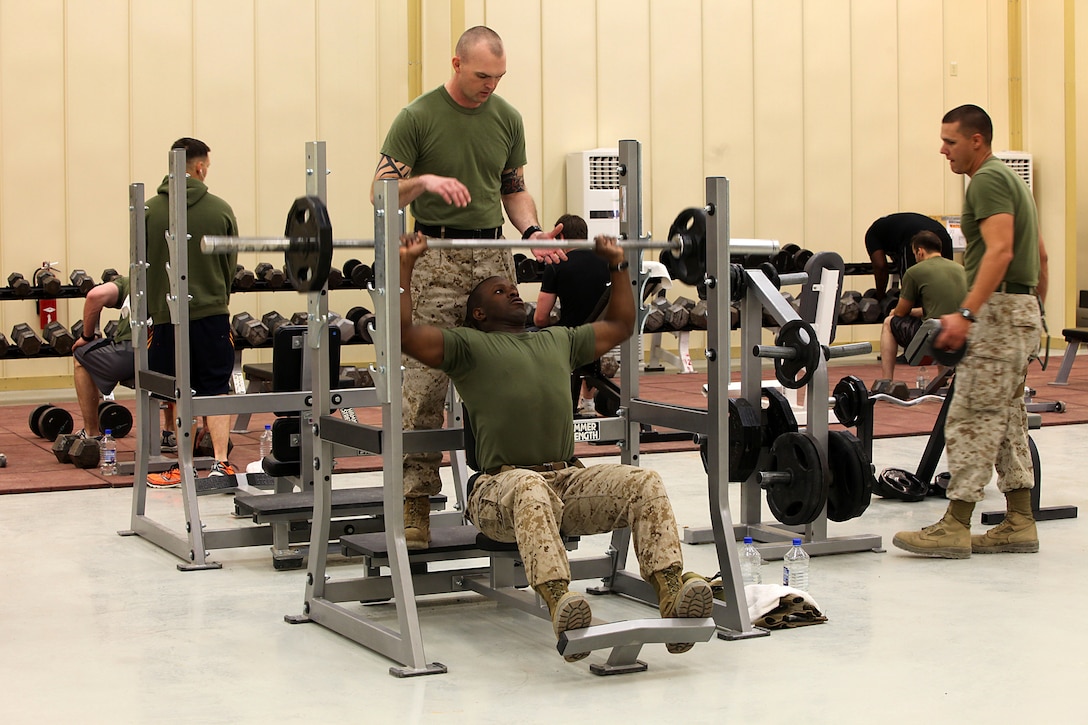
[1048,328,1088,386]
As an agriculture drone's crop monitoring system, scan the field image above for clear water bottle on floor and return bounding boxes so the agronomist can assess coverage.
[100,429,117,477]
[916,365,928,390]
[259,424,273,461]
[740,536,763,585]
[782,538,809,591]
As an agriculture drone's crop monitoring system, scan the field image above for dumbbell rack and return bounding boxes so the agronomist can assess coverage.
[681,255,884,560]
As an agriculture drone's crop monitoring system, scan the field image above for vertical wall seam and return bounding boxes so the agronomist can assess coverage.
[1008,0,1023,149]
[1064,0,1077,324]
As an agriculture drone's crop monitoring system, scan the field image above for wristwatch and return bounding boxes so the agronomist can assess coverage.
[521,225,543,240]
[608,261,629,272]
[957,307,976,323]
[81,333,96,342]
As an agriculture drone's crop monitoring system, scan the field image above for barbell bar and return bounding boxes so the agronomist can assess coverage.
[200,196,781,292]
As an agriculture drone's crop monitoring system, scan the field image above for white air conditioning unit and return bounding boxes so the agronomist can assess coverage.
[965,151,1034,195]
[566,148,620,240]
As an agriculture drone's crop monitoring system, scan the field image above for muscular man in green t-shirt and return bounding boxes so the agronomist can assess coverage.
[399,231,713,662]
[894,104,1048,559]
[875,230,967,386]
[371,26,565,549]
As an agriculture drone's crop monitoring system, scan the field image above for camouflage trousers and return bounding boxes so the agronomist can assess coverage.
[466,463,683,588]
[402,246,516,498]
[945,293,1042,502]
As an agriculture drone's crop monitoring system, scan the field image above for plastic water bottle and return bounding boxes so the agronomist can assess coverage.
[782,538,809,591]
[916,365,928,390]
[100,429,117,476]
[259,424,273,461]
[740,536,763,585]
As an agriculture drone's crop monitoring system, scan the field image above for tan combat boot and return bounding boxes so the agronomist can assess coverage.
[534,579,592,662]
[892,499,974,558]
[649,565,714,654]
[972,488,1039,553]
[403,496,431,550]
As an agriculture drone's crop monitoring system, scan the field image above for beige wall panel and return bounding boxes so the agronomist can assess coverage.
[849,0,899,235]
[421,0,455,91]
[1077,0,1088,308]
[596,0,651,167]
[800,0,852,259]
[648,0,704,240]
[702,0,755,238]
[0,0,67,379]
[896,0,948,218]
[63,0,131,335]
[985,0,1010,150]
[376,1,410,146]
[129,0,194,197]
[540,0,598,228]
[254,1,318,238]
[753,0,804,243]
[482,1,544,238]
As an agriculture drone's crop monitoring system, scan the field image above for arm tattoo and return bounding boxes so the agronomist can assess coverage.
[500,168,527,195]
[375,154,409,179]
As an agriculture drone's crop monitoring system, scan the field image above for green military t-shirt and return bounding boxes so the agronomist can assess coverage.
[440,324,596,473]
[109,276,133,343]
[961,156,1040,288]
[381,86,527,230]
[898,256,967,320]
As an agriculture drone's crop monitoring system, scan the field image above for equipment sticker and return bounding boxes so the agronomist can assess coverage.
[573,420,601,442]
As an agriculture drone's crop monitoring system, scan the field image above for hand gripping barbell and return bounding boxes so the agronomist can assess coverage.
[200,196,781,292]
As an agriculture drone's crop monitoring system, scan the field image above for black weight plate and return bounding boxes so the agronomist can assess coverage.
[766,431,826,526]
[37,406,74,442]
[832,375,870,427]
[774,318,821,389]
[661,208,707,286]
[928,471,950,498]
[98,402,133,439]
[826,430,873,521]
[29,403,52,437]
[728,397,763,482]
[760,387,798,449]
[874,467,928,502]
[284,195,334,292]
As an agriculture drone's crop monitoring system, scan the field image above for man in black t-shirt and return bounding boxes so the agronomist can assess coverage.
[865,212,954,299]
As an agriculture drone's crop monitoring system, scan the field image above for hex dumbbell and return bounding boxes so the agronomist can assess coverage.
[232,312,270,347]
[233,264,256,291]
[261,311,290,338]
[11,323,43,356]
[7,272,31,296]
[255,262,286,289]
[33,268,62,296]
[346,306,375,343]
[103,319,119,340]
[69,269,95,295]
[43,321,75,355]
[68,437,102,469]
[327,312,356,343]
[342,259,374,288]
[101,268,120,283]
[289,311,309,326]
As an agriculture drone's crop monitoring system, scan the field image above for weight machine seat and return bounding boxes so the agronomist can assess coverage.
[1062,328,1088,344]
[261,453,301,478]
[341,525,520,560]
[234,487,447,522]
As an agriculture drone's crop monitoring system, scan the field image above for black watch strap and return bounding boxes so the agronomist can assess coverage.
[521,225,543,240]
[81,333,96,342]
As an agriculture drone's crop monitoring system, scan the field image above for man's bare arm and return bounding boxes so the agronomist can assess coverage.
[371,154,471,209]
[399,233,445,367]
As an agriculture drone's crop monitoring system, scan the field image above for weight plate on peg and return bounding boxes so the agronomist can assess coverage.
[728,397,763,482]
[284,196,334,292]
[773,318,821,390]
[832,375,870,428]
[765,431,827,526]
[760,387,798,449]
[825,430,874,521]
[659,207,707,286]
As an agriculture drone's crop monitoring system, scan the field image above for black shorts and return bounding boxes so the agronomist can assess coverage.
[890,314,923,349]
[148,315,234,396]
[73,339,135,395]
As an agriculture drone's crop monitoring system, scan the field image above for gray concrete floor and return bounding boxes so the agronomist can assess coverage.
[1,425,1085,724]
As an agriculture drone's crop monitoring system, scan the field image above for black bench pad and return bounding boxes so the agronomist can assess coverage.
[234,487,446,520]
[1061,328,1088,343]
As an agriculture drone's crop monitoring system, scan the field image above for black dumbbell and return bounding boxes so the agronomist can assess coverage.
[773,244,801,274]
[43,321,75,355]
[290,311,309,326]
[261,311,290,337]
[194,427,234,458]
[255,262,286,288]
[52,433,81,464]
[232,312,270,347]
[103,319,119,340]
[68,437,102,469]
[233,264,256,291]
[340,365,374,388]
[11,323,43,356]
[98,400,133,438]
[663,297,693,330]
[69,269,94,295]
[793,248,814,272]
[33,268,62,296]
[838,292,861,324]
[342,259,374,288]
[0,332,10,358]
[858,297,882,324]
[326,266,344,289]
[28,403,74,441]
[643,296,669,332]
[327,312,356,343]
[516,256,544,284]
[688,300,708,329]
[101,268,120,283]
[7,272,31,296]
[880,292,901,319]
[71,320,86,342]
[346,306,375,343]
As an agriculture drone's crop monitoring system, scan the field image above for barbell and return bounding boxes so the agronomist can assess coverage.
[201,196,781,292]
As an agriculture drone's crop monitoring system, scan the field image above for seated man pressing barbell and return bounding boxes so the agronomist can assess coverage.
[399,231,713,661]
[872,230,967,395]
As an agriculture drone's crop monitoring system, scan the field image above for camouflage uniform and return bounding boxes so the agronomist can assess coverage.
[403,247,516,497]
[466,462,683,587]
[945,293,1042,501]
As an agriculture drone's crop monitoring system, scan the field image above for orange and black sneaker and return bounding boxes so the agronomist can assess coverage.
[146,464,182,488]
[208,460,236,479]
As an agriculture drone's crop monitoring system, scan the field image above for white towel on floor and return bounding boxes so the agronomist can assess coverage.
[744,583,822,622]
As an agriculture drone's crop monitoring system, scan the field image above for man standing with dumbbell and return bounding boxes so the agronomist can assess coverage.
[371,26,564,548]
[145,138,239,487]
[894,105,1047,559]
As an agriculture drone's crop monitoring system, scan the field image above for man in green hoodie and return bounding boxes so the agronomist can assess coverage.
[144,138,239,487]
